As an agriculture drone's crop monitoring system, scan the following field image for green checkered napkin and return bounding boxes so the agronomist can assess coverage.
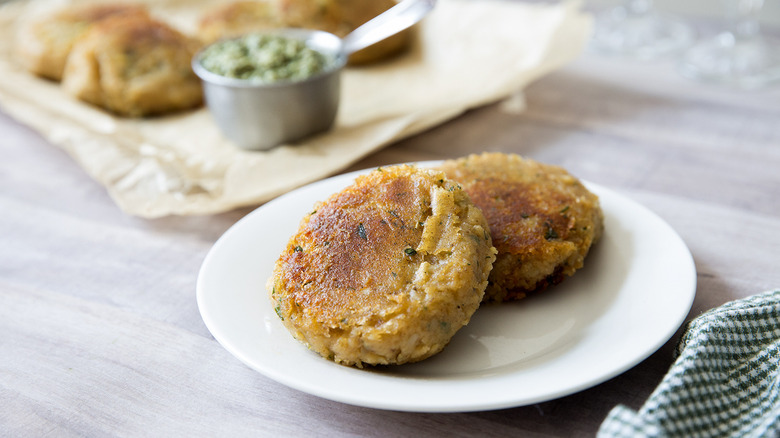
[598,290,780,438]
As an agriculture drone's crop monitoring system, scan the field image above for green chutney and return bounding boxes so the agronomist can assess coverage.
[200,34,330,83]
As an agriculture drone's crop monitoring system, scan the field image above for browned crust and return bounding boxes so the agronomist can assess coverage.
[16,4,149,81]
[61,14,203,117]
[274,167,440,326]
[197,1,281,43]
[437,153,604,302]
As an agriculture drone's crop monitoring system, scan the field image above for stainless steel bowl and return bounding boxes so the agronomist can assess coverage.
[192,0,436,151]
[193,29,346,151]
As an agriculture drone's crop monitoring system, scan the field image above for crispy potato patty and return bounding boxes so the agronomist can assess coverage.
[197,1,280,44]
[268,165,496,367]
[61,15,202,117]
[16,4,149,81]
[437,153,603,302]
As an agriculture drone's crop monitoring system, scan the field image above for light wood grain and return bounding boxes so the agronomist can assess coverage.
[2,44,780,436]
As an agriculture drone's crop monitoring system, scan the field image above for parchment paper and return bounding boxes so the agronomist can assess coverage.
[0,0,592,218]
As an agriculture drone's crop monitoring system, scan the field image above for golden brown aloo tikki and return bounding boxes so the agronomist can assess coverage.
[198,0,412,65]
[197,1,281,44]
[61,15,203,117]
[16,4,150,81]
[268,165,496,367]
[437,153,604,303]
[278,0,411,65]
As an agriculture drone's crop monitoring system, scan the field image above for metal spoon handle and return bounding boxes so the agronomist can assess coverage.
[341,0,436,56]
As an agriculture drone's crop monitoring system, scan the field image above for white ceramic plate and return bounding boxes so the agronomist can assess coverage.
[197,165,696,412]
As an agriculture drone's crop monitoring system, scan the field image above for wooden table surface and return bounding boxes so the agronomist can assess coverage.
[3,30,780,436]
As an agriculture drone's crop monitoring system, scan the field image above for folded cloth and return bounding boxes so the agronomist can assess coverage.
[598,290,780,438]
